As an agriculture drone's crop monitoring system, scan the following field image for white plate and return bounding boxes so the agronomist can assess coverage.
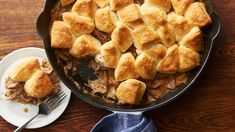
[0,47,71,129]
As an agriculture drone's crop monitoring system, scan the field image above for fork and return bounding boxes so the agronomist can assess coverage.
[14,91,67,132]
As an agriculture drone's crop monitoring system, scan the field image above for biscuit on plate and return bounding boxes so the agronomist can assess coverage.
[24,70,54,98]
[10,58,40,82]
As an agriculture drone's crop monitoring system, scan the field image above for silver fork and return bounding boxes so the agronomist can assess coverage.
[14,91,67,132]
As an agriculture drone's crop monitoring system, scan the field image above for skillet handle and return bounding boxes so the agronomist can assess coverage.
[36,11,48,39]
[90,112,156,132]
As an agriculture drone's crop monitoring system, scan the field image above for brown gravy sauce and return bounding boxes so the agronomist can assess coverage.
[23,107,29,113]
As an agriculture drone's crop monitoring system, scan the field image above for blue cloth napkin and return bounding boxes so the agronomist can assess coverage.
[91,113,156,132]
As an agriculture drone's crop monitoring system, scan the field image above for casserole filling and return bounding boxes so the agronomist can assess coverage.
[49,0,211,105]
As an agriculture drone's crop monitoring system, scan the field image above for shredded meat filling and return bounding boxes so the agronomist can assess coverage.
[53,49,189,105]
[144,74,188,103]
[4,59,61,105]
[5,78,38,105]
[134,0,144,5]
[89,70,108,94]
[92,29,111,44]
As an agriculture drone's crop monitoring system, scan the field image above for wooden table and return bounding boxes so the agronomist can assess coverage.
[0,0,234,131]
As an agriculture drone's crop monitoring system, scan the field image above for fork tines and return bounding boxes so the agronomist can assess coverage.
[43,91,67,109]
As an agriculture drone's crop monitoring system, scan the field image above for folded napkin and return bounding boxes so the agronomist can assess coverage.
[91,113,156,132]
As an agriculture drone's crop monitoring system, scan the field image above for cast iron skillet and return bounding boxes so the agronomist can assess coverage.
[36,0,221,112]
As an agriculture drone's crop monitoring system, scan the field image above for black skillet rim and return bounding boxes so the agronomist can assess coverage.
[36,0,221,112]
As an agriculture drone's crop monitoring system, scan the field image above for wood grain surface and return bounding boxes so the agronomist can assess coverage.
[0,0,234,131]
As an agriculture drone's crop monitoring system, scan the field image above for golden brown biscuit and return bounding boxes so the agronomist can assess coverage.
[60,0,75,6]
[178,45,200,72]
[157,25,176,47]
[171,0,194,15]
[156,44,179,73]
[24,70,53,98]
[72,0,97,19]
[139,44,167,62]
[114,53,138,81]
[95,0,109,7]
[179,27,202,52]
[141,4,167,30]
[117,4,144,28]
[132,25,160,50]
[145,0,171,13]
[95,6,117,33]
[62,12,95,36]
[136,54,156,79]
[111,22,133,52]
[10,58,40,82]
[116,79,146,105]
[167,12,192,41]
[110,0,133,10]
[185,2,212,27]
[96,41,121,68]
[51,21,74,49]
[69,34,101,57]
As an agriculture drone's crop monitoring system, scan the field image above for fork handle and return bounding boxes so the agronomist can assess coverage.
[14,114,39,132]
